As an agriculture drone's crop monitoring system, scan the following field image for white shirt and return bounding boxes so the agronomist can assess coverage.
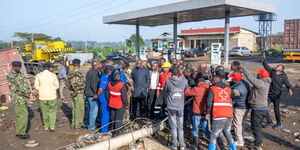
[34,70,59,100]
[150,71,159,90]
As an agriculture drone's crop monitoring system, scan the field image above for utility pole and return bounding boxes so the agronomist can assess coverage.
[85,40,88,52]
[31,33,34,43]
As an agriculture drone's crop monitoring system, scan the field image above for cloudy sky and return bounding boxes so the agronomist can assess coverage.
[0,0,299,42]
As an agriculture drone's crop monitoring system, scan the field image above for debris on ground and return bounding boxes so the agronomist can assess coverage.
[24,140,40,148]
[294,133,300,142]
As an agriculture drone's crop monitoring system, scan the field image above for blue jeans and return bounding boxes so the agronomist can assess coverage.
[87,97,99,131]
[192,115,210,137]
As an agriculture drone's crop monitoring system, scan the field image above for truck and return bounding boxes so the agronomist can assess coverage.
[283,19,300,61]
[21,41,74,74]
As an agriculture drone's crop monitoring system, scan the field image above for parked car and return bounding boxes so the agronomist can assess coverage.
[184,48,207,57]
[106,52,122,60]
[229,47,252,56]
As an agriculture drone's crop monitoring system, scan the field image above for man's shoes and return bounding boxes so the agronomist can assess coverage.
[179,147,185,150]
[16,134,30,139]
[208,144,216,150]
[234,141,244,147]
[272,124,282,129]
[50,128,55,132]
[263,122,273,128]
[229,143,237,150]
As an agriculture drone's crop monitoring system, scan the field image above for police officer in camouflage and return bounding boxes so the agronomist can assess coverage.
[7,61,31,139]
[68,59,85,129]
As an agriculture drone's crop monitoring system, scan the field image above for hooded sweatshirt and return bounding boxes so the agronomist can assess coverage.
[164,76,189,110]
[184,82,210,115]
[242,67,271,108]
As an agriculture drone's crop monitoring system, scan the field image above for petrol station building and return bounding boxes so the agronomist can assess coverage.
[179,26,258,51]
[103,0,275,65]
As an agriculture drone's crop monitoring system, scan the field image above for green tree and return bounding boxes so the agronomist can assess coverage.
[13,32,53,42]
[126,34,144,47]
[53,37,62,41]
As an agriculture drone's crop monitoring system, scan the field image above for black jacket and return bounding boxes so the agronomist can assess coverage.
[262,59,292,95]
[84,68,100,97]
[131,66,150,98]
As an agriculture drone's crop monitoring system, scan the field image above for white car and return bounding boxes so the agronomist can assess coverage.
[229,47,252,56]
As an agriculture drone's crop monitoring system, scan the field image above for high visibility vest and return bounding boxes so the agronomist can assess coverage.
[108,82,124,109]
[211,86,233,118]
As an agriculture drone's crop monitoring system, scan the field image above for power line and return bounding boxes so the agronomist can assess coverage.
[0,0,114,32]
[0,0,109,28]
[42,0,132,33]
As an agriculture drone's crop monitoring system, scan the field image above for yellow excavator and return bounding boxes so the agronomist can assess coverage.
[21,41,74,74]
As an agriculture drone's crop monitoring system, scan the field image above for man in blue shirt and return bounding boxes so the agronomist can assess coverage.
[97,65,114,133]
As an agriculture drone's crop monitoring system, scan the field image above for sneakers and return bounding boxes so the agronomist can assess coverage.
[255,146,263,150]
[272,124,282,129]
[179,147,185,150]
[229,143,237,150]
[208,144,216,150]
[16,134,30,139]
[263,122,273,128]
[234,141,244,147]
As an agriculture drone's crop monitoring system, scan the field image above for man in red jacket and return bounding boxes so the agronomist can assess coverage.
[185,78,210,150]
[154,62,172,119]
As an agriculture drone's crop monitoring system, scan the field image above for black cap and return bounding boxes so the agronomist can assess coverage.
[196,78,206,83]
[215,70,226,79]
[11,61,22,67]
[105,65,114,71]
[120,56,130,65]
[43,63,53,69]
[72,59,81,65]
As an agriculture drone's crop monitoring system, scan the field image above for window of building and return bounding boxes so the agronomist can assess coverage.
[191,40,195,48]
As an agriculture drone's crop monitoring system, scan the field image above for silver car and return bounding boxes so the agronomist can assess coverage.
[229,47,252,56]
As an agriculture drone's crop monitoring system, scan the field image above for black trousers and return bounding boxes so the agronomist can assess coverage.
[266,94,281,125]
[251,109,267,147]
[132,97,146,118]
[154,90,167,119]
[110,106,126,136]
[147,89,157,118]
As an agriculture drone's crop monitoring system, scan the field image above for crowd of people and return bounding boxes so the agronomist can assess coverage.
[7,53,294,150]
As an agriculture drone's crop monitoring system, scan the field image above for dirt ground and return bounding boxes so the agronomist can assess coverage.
[0,56,299,150]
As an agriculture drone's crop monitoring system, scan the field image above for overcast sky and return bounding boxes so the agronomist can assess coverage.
[0,0,299,42]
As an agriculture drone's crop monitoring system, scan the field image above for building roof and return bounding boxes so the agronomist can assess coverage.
[179,26,258,36]
[103,0,276,26]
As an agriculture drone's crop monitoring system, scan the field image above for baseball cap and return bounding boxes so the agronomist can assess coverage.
[229,72,243,81]
[256,70,270,78]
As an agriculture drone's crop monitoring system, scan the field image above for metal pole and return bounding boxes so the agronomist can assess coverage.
[136,24,140,59]
[173,17,178,58]
[224,10,230,66]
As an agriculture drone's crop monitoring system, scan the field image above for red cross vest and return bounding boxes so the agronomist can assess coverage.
[211,86,233,118]
[108,82,124,109]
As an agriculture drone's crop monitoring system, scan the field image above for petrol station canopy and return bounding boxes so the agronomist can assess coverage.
[103,0,276,26]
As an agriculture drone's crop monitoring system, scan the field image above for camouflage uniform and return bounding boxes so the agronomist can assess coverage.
[124,69,133,123]
[68,68,85,129]
[7,70,30,135]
